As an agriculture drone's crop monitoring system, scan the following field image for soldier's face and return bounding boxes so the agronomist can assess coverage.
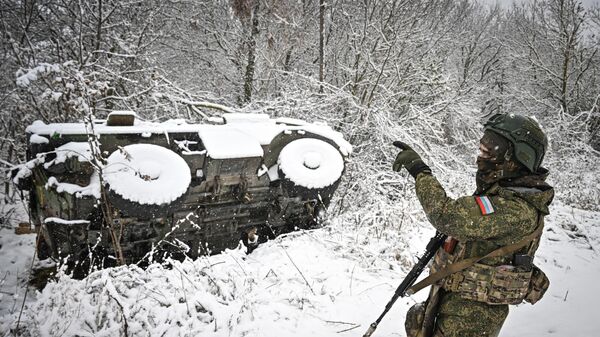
[479,143,492,160]
[478,130,509,163]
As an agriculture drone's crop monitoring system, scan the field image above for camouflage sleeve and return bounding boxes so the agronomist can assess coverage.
[414,173,537,242]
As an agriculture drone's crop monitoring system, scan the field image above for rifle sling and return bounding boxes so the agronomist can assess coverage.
[406,224,543,296]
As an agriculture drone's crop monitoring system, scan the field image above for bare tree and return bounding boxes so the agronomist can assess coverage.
[504,0,598,115]
[319,0,325,93]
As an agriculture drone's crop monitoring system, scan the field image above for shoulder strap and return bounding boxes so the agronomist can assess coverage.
[526,213,544,256]
[406,224,544,296]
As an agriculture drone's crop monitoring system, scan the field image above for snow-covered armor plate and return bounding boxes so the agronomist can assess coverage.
[14,112,352,271]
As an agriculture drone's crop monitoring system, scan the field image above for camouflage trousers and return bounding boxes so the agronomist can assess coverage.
[405,290,508,337]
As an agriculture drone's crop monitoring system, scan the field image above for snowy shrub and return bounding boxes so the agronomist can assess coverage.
[0,1,599,335]
[541,110,600,209]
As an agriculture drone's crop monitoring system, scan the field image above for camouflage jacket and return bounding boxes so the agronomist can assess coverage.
[415,172,554,264]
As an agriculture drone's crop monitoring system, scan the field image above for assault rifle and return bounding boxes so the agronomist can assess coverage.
[362,231,447,337]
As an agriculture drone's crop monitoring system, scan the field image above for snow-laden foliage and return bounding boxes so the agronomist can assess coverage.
[2,89,600,336]
[3,202,600,337]
[5,229,427,337]
[1,1,599,336]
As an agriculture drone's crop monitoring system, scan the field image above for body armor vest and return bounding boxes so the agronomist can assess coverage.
[430,216,549,305]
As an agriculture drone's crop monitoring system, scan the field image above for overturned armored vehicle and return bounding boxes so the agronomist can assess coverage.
[14,112,351,270]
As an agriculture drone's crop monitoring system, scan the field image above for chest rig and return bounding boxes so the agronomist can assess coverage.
[429,215,548,305]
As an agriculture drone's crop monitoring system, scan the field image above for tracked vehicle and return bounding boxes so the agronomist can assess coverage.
[14,112,351,269]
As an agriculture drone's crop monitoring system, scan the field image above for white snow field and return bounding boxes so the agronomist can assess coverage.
[0,200,598,337]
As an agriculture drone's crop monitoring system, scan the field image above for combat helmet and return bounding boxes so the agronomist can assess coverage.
[483,113,548,172]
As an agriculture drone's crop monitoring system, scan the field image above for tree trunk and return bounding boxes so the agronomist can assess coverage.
[319,0,325,93]
[243,1,260,104]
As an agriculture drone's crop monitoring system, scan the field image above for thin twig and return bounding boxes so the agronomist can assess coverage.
[349,264,356,296]
[336,324,361,333]
[15,216,41,330]
[107,291,129,337]
[229,254,247,276]
[325,320,359,325]
[279,244,315,295]
[180,272,190,316]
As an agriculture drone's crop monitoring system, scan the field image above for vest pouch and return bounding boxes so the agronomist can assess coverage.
[444,263,532,305]
[430,249,453,274]
[524,264,549,304]
[405,302,426,337]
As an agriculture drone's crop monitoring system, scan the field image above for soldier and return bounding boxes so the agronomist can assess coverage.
[393,113,554,337]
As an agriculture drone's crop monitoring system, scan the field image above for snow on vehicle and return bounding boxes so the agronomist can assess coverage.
[13,111,351,271]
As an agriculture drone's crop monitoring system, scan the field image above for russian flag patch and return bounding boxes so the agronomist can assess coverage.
[475,196,495,215]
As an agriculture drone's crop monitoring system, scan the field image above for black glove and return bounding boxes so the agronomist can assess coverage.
[392,141,431,178]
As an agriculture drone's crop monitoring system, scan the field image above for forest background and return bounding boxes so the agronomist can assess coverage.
[1,0,599,219]
[0,0,599,335]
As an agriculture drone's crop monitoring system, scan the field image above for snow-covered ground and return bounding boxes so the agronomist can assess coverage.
[504,205,600,337]
[1,200,598,337]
